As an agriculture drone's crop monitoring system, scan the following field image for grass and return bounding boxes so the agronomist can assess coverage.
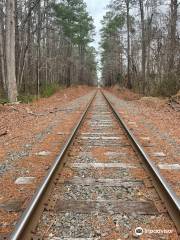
[40,83,60,98]
[1,83,63,104]
[18,83,61,103]
[0,98,8,104]
[18,94,37,103]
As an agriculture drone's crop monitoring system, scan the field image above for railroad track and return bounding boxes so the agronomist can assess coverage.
[9,90,180,240]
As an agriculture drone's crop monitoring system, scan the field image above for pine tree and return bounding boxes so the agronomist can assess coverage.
[53,0,94,86]
[100,10,125,86]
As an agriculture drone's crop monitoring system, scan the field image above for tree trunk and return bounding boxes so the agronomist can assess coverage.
[146,14,153,79]
[45,0,50,88]
[139,0,146,93]
[6,0,18,102]
[79,44,85,84]
[26,0,32,94]
[126,0,132,89]
[168,0,178,73]
[15,0,20,84]
[0,17,6,92]
[37,0,41,97]
[66,43,72,87]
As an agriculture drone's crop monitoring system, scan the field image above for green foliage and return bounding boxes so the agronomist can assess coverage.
[0,98,9,104]
[100,6,126,86]
[100,11,125,42]
[100,0,137,87]
[41,83,60,98]
[53,0,94,46]
[52,0,96,85]
[15,84,63,103]
[100,10,125,63]
[18,95,37,103]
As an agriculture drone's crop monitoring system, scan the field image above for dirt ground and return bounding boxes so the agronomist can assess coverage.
[0,86,93,162]
[0,86,94,235]
[107,86,179,147]
[0,86,179,237]
[106,86,180,195]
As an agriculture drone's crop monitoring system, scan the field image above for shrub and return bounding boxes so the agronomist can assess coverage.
[18,95,37,103]
[0,98,8,104]
[41,83,60,98]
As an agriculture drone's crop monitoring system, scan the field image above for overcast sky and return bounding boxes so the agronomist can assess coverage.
[84,0,109,78]
[84,0,109,52]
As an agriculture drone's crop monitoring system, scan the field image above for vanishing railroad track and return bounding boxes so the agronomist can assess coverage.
[9,90,180,240]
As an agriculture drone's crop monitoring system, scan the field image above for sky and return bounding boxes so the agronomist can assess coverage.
[84,0,110,62]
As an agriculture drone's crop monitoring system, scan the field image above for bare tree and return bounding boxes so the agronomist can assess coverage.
[125,0,132,89]
[0,1,6,92]
[100,0,180,96]
[6,0,18,102]
[139,0,146,93]
[167,0,178,73]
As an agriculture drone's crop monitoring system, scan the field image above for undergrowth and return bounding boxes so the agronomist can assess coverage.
[152,76,180,97]
[18,95,37,103]
[40,83,60,98]
[17,83,61,103]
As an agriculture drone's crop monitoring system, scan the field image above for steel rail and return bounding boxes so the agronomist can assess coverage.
[102,90,180,233]
[10,91,97,240]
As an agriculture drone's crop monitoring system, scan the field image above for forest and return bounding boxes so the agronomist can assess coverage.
[0,0,179,102]
[0,1,180,238]
[100,0,180,96]
[0,0,97,102]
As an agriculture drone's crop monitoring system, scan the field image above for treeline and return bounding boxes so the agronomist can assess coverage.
[100,0,180,96]
[0,0,97,102]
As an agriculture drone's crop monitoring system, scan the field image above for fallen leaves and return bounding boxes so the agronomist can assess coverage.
[0,130,8,137]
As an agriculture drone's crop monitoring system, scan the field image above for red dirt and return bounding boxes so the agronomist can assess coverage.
[106,87,180,196]
[0,86,94,235]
